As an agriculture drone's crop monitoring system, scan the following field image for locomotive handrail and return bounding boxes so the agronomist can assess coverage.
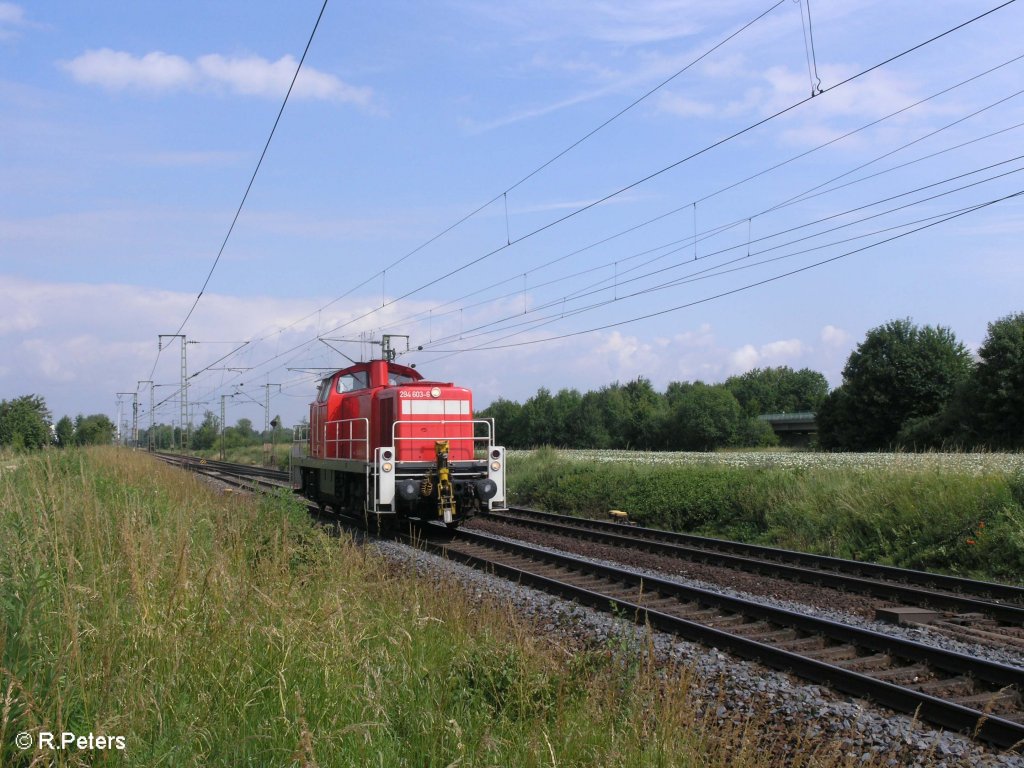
[322,417,369,460]
[390,418,496,462]
[390,418,494,448]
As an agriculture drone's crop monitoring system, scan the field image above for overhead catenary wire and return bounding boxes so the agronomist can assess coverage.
[199,130,1024,409]
[174,0,330,336]
[420,190,1023,356]
[173,1,1020,413]
[380,103,1024,342]
[416,160,1024,353]
[236,0,790,348]
[144,0,331,386]
[305,0,1018,343]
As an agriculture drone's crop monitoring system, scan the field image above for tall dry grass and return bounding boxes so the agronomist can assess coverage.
[0,447,897,766]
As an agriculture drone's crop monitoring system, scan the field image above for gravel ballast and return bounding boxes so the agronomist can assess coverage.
[373,537,1024,768]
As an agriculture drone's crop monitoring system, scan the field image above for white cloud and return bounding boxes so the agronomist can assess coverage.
[760,338,803,358]
[0,276,438,420]
[62,49,194,91]
[196,54,373,105]
[0,2,25,39]
[459,86,612,134]
[61,49,375,108]
[728,337,804,372]
[656,56,938,153]
[0,2,24,24]
[465,0,703,46]
[656,93,715,118]
[730,343,760,371]
[820,324,850,348]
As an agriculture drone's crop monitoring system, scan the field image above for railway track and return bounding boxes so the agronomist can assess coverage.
[150,454,1024,749]
[426,526,1024,750]
[486,507,1024,628]
[153,452,291,493]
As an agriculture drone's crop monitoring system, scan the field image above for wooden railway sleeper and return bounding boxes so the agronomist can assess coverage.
[674,607,723,621]
[830,652,891,671]
[737,626,800,644]
[602,587,643,601]
[773,635,827,652]
[870,663,930,683]
[951,689,1020,711]
[702,613,749,629]
[802,645,859,662]
[912,675,975,696]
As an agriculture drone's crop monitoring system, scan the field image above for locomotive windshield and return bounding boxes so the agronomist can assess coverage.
[336,371,370,393]
[387,372,418,386]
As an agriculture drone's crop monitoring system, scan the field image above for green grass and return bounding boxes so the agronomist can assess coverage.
[509,448,1024,582]
[0,447,888,767]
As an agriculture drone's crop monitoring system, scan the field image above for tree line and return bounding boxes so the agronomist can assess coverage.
[479,311,1024,452]
[0,395,115,450]
[0,395,291,454]
[477,367,828,451]
[5,310,1019,454]
[138,413,293,451]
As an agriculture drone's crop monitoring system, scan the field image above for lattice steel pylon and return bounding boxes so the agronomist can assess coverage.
[159,334,188,451]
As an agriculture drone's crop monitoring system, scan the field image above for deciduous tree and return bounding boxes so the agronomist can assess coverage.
[818,318,971,450]
[724,366,828,416]
[0,395,52,450]
[664,383,742,451]
[73,414,116,446]
[968,311,1024,449]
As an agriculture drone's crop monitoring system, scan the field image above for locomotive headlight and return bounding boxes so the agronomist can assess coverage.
[490,460,501,472]
[382,462,393,473]
[430,386,441,398]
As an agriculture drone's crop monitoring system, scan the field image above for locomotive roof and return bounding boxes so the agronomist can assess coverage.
[319,359,468,391]
[319,359,419,380]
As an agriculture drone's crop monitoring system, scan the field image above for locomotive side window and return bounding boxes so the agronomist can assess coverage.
[317,379,332,402]
[336,370,370,393]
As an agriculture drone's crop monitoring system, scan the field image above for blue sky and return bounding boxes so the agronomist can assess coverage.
[1,0,1022,432]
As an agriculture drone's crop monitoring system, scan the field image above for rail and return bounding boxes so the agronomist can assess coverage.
[430,526,1024,749]
[493,508,1024,623]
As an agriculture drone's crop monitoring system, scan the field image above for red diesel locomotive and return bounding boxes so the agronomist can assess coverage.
[290,346,506,526]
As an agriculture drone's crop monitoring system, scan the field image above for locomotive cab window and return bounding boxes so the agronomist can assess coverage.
[337,371,370,393]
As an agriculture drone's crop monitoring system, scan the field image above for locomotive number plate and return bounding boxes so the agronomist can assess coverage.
[399,390,431,398]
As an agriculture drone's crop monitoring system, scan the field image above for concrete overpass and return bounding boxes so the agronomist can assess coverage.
[757,411,817,446]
